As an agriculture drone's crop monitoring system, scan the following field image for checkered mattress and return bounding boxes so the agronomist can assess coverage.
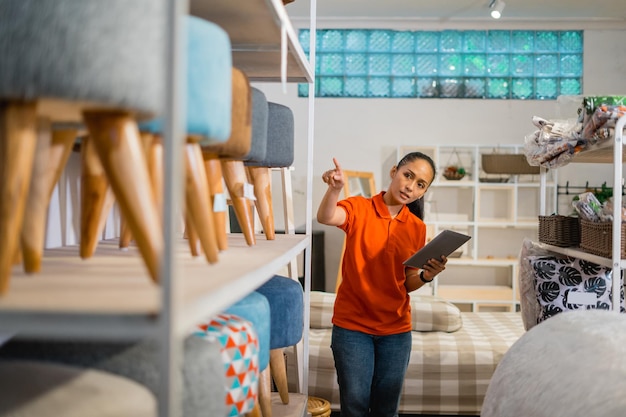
[304,312,525,415]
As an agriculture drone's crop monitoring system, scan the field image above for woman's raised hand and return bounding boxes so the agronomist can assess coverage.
[322,157,345,190]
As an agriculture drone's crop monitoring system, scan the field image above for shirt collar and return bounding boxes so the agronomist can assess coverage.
[373,191,410,222]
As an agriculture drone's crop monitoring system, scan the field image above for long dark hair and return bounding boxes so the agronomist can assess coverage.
[396,152,436,220]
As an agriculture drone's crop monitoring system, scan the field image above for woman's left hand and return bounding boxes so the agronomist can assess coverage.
[422,255,447,281]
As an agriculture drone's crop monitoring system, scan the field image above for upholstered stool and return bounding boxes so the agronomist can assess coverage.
[255,275,304,407]
[0,360,156,417]
[0,336,228,417]
[245,102,295,240]
[481,310,626,417]
[200,87,268,252]
[202,70,268,247]
[135,16,232,264]
[195,313,261,417]
[0,0,167,289]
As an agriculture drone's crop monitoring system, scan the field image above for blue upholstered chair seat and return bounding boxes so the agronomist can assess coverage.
[256,275,304,349]
[255,275,304,408]
[139,16,232,144]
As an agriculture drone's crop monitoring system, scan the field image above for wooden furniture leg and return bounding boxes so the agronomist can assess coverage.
[82,110,162,283]
[221,159,256,246]
[270,348,289,404]
[246,166,275,240]
[21,123,76,273]
[258,366,273,417]
[0,101,38,294]
[184,142,219,264]
[204,158,228,251]
[79,135,115,259]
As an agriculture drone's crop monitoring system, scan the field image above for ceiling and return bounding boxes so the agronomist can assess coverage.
[285,0,626,28]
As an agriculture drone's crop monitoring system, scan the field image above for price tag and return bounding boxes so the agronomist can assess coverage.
[244,183,256,201]
[213,193,227,212]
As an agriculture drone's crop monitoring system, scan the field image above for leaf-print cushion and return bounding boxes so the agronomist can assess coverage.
[527,255,624,324]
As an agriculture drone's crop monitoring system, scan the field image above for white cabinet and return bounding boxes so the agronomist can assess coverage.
[535,114,626,312]
[0,1,316,417]
[398,144,557,311]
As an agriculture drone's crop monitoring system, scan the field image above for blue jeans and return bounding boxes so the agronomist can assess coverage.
[331,325,412,417]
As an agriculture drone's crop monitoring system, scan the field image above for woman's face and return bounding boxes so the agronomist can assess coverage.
[386,159,434,205]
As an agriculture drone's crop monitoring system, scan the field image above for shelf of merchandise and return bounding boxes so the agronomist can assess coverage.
[401,144,556,312]
[535,114,626,312]
[0,1,316,416]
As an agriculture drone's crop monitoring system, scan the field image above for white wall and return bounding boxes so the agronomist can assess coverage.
[254,29,626,291]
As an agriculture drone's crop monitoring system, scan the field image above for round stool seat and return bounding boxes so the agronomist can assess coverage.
[256,275,303,349]
[195,313,260,417]
[307,396,331,417]
[0,360,156,417]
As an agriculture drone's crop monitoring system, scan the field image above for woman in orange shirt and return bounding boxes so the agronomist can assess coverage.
[317,152,446,417]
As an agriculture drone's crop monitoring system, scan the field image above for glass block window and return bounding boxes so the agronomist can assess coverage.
[299,29,583,99]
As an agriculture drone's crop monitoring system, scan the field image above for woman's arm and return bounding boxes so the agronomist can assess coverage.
[317,158,347,226]
[404,256,447,292]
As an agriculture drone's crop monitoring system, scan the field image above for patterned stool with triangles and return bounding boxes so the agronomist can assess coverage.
[195,312,264,417]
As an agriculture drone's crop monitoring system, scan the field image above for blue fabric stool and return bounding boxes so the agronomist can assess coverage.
[255,275,304,406]
[141,16,231,264]
[245,102,295,240]
[0,0,167,291]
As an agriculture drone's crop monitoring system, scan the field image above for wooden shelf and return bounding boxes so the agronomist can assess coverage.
[0,234,309,340]
[569,140,626,163]
[534,241,626,269]
[437,285,515,303]
[190,0,313,82]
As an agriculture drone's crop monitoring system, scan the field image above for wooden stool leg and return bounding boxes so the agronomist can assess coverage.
[79,136,115,259]
[21,123,76,273]
[119,132,157,250]
[204,158,228,251]
[185,215,201,257]
[247,166,275,240]
[221,160,256,246]
[185,143,218,263]
[146,134,163,221]
[0,101,38,294]
[245,402,263,417]
[82,110,163,283]
[270,348,289,404]
[258,366,273,417]
[118,215,132,249]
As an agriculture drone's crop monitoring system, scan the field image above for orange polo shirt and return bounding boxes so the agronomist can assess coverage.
[333,192,426,335]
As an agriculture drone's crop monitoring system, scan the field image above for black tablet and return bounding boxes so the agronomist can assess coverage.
[403,230,471,268]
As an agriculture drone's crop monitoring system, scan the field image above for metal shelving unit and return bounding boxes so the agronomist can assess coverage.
[0,1,317,416]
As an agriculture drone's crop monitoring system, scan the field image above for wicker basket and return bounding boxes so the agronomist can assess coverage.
[308,396,331,417]
[579,219,626,258]
[481,154,540,175]
[538,215,581,247]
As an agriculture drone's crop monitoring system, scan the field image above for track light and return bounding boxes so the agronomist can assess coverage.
[489,0,505,19]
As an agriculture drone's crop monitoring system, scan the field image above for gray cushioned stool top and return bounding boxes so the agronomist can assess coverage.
[246,102,294,168]
[0,360,156,417]
[242,87,268,163]
[0,0,166,120]
[0,337,226,417]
